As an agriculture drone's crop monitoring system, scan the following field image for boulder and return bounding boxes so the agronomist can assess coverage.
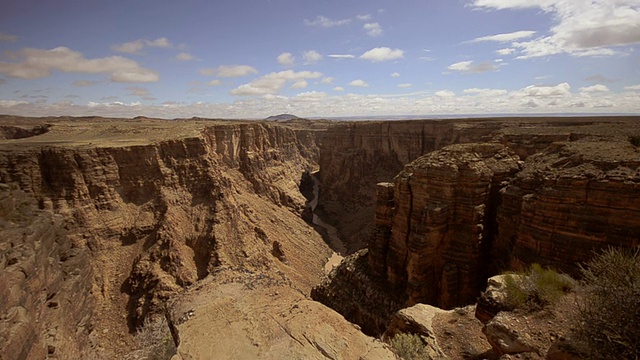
[385,303,449,360]
[483,312,538,356]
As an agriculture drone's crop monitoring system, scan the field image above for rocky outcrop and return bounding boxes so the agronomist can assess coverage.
[474,276,580,359]
[483,312,539,356]
[0,120,331,358]
[167,267,395,360]
[370,143,521,308]
[0,186,94,359]
[311,250,405,336]
[493,140,640,276]
[385,304,449,359]
[475,275,514,324]
[316,117,638,253]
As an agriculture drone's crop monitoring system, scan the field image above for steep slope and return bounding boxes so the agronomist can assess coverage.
[0,119,333,358]
[0,186,94,359]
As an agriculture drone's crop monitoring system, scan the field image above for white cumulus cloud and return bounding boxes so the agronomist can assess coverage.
[199,65,258,78]
[435,90,455,97]
[472,0,640,58]
[0,46,159,82]
[447,60,498,74]
[391,72,401,77]
[360,47,404,62]
[463,88,508,96]
[112,37,172,54]
[333,86,345,92]
[517,82,572,98]
[625,84,640,91]
[329,54,355,59]
[230,70,322,96]
[349,79,369,87]
[472,30,536,42]
[398,83,412,88]
[363,23,383,37]
[290,79,308,89]
[321,77,334,84]
[303,50,323,64]
[496,48,516,55]
[579,84,610,93]
[176,52,195,61]
[277,52,295,66]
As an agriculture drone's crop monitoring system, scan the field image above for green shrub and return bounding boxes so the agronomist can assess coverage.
[389,332,431,360]
[574,247,640,359]
[503,263,576,310]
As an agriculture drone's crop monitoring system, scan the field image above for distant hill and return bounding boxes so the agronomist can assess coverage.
[265,114,301,121]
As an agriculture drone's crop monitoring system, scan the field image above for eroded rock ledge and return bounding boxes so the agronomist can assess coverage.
[315,137,640,335]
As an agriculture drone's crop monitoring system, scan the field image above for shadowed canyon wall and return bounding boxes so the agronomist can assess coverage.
[314,117,640,334]
[318,120,503,251]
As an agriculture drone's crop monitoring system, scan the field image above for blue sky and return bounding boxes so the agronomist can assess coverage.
[0,0,639,118]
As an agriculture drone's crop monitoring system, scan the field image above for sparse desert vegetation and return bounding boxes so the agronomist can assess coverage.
[389,332,432,360]
[573,248,640,359]
[503,263,576,310]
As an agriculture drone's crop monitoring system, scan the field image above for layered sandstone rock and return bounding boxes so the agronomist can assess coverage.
[316,117,639,253]
[493,140,640,276]
[0,186,94,359]
[318,120,502,251]
[371,143,521,308]
[0,119,331,358]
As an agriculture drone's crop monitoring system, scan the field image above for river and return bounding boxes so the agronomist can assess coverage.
[308,171,345,273]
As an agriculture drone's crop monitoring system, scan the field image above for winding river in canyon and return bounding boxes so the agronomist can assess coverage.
[309,171,346,272]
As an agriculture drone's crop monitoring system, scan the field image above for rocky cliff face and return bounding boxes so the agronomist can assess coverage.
[318,120,502,251]
[494,139,640,275]
[370,143,522,309]
[314,118,640,335]
[316,117,635,253]
[0,186,93,359]
[0,120,331,358]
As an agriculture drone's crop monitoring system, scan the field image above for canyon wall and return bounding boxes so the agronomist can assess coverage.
[317,120,502,251]
[493,140,640,275]
[0,186,94,359]
[314,117,640,334]
[316,117,632,253]
[370,143,521,309]
[0,121,332,358]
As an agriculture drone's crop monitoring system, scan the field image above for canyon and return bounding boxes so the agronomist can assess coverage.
[0,115,639,359]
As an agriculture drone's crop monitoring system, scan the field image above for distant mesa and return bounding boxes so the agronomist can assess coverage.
[265,114,302,121]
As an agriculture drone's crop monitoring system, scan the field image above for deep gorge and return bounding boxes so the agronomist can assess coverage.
[1,116,639,359]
